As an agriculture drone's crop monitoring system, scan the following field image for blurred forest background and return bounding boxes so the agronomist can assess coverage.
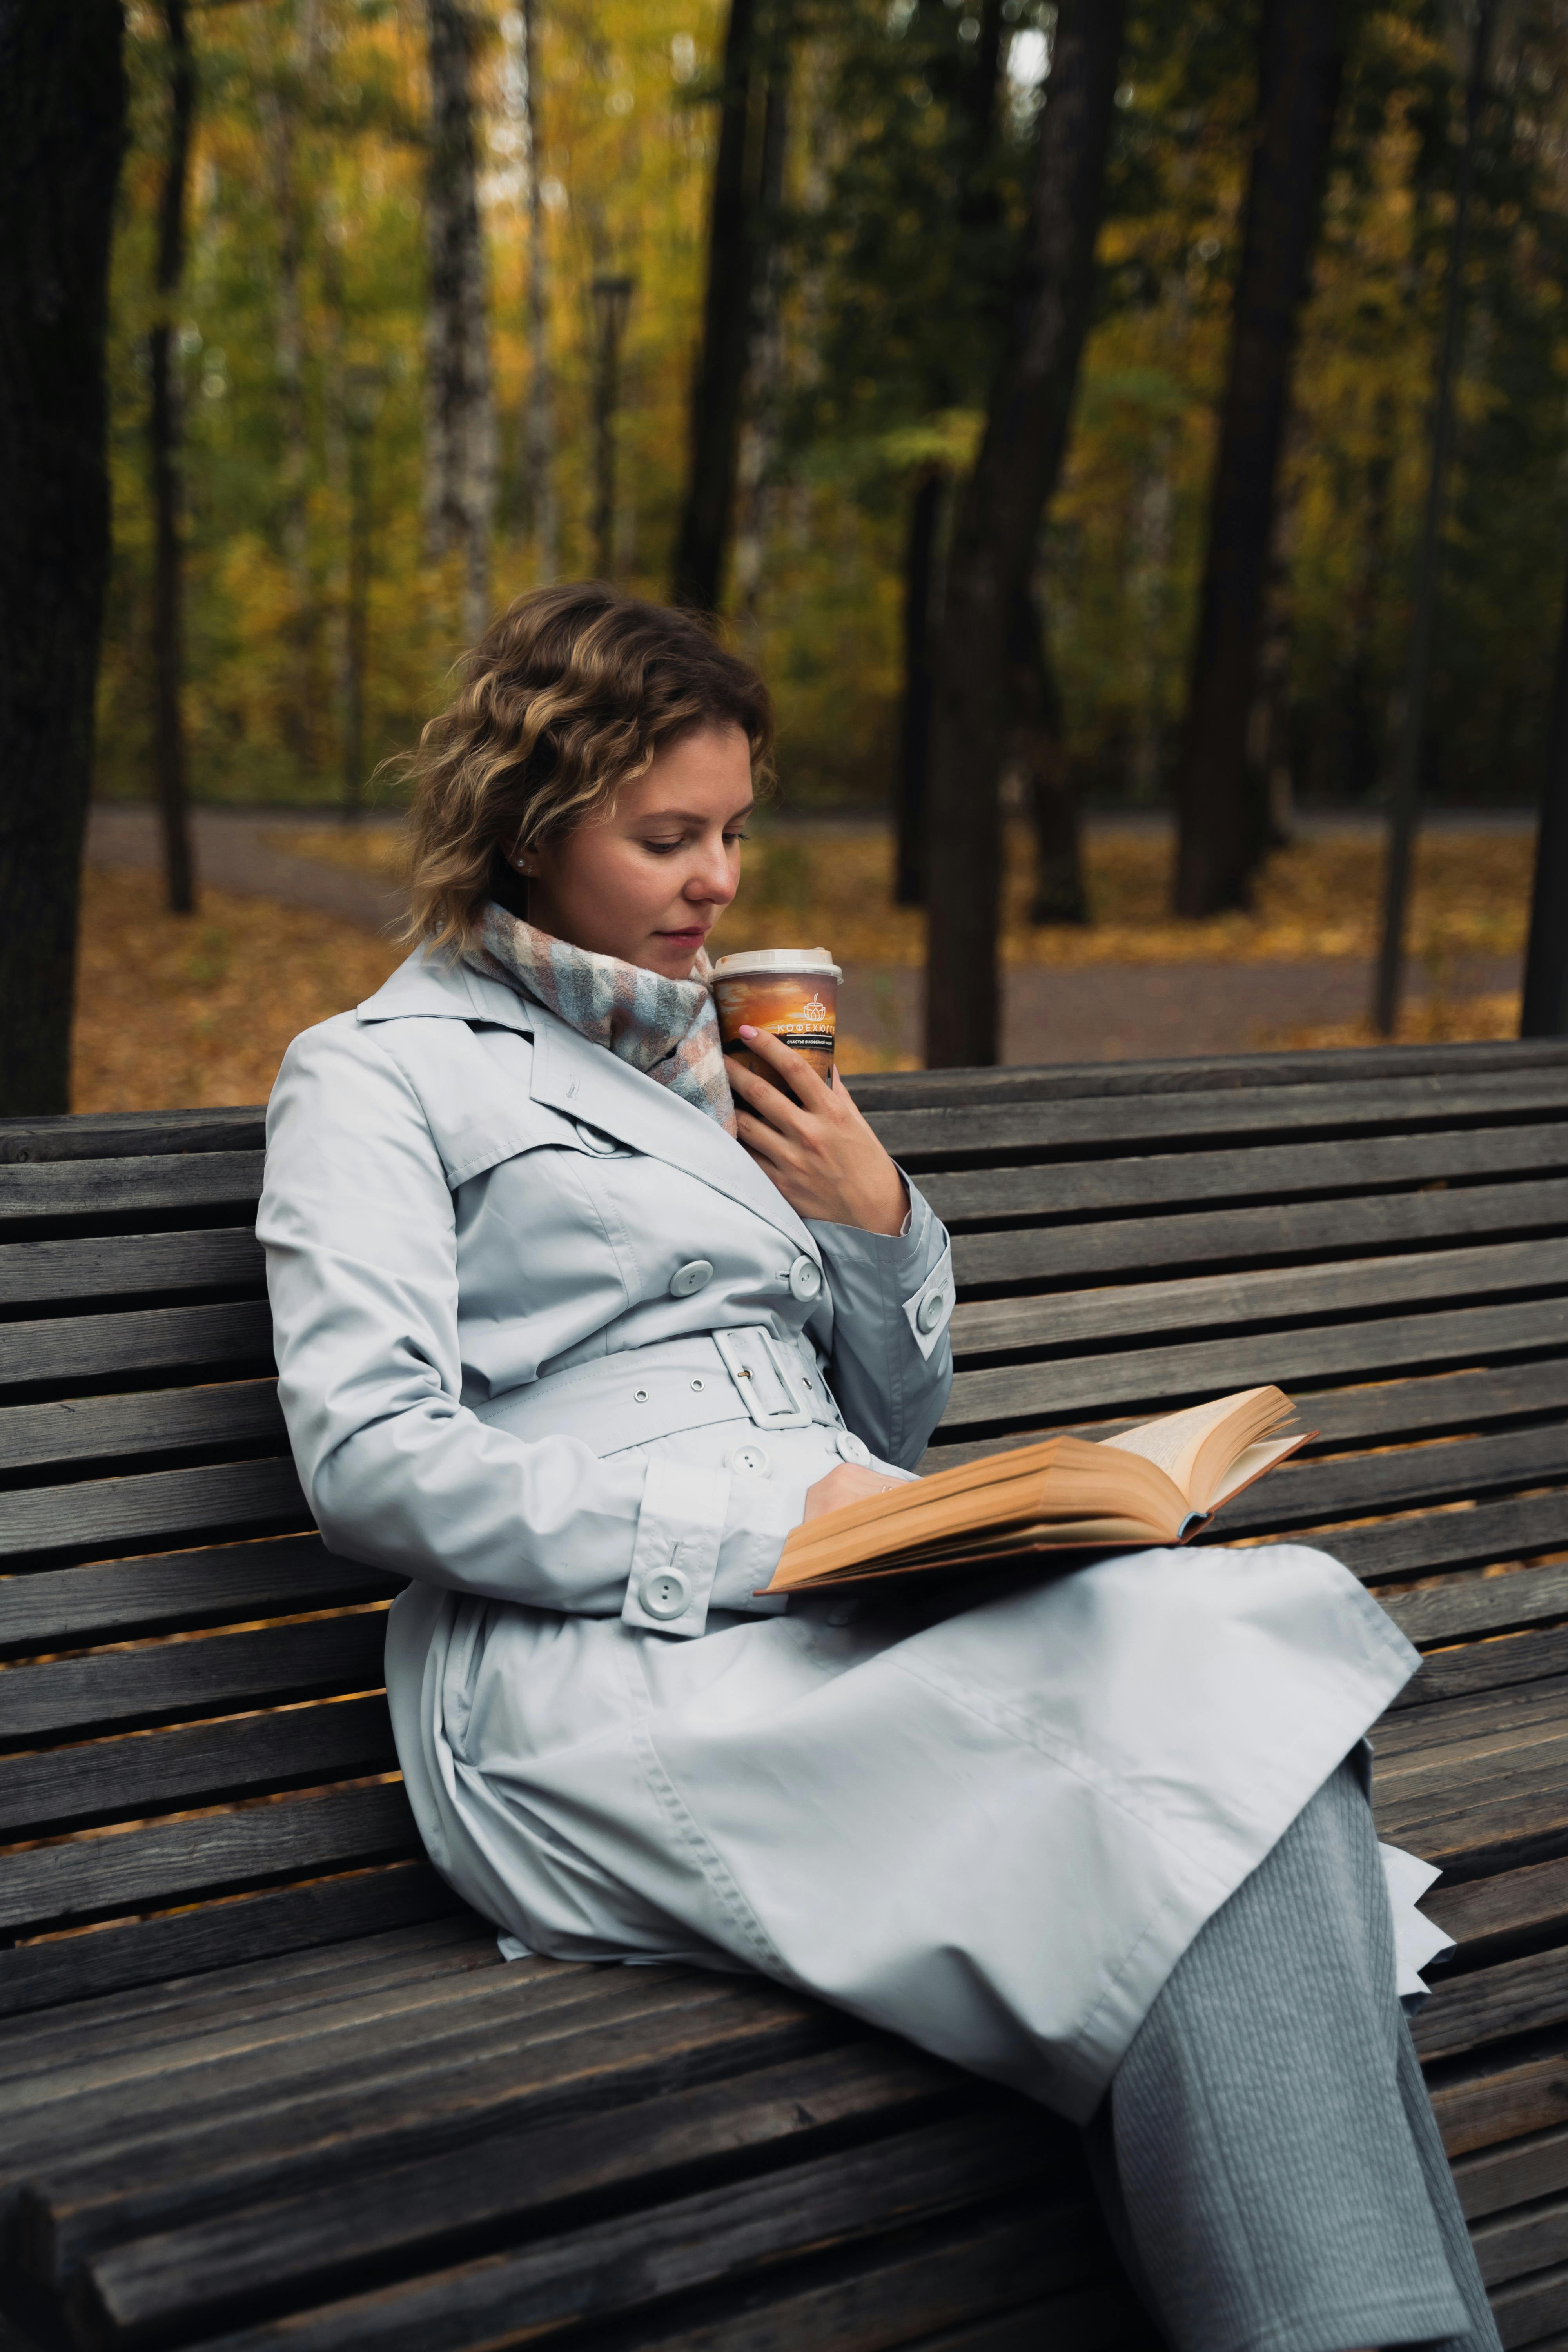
[99,0,1568,821]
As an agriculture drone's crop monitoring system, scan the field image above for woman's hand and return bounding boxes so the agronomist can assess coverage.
[729,1027,908,1235]
[803,1463,910,1520]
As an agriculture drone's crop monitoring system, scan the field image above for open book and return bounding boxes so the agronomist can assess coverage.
[760,1386,1308,1596]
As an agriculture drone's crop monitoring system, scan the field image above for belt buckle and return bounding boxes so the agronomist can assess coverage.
[714,1327,813,1430]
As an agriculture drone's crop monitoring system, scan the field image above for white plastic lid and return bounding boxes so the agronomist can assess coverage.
[710,947,841,982]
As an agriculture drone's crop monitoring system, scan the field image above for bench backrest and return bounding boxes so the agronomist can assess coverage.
[5,1038,1568,2016]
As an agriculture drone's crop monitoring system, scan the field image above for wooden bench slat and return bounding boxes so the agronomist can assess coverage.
[1,1609,390,1742]
[0,1780,419,1938]
[0,1110,266,1166]
[944,1294,1568,1430]
[5,1949,617,2132]
[1458,2125,1568,2224]
[1420,1947,1568,2060]
[0,1918,495,2079]
[1375,1676,1568,1765]
[1393,1627,1568,1711]
[0,1228,264,1310]
[1487,2256,1568,2347]
[0,1694,399,1840]
[14,1984,840,2261]
[0,1864,462,2022]
[952,1237,1568,1363]
[52,2042,956,2331]
[0,1537,390,1651]
[0,1152,267,1225]
[0,1298,274,1389]
[867,1068,1568,1167]
[1423,1858,1568,1970]
[1385,1565,1568,1648]
[1476,2197,1568,2295]
[922,1122,1568,1229]
[0,1455,309,1563]
[103,2126,1065,2352]
[0,1380,288,1476]
[1432,2050,1568,2160]
[1374,1726,1568,1871]
[953,1178,1568,1292]
[1218,1423,1568,1543]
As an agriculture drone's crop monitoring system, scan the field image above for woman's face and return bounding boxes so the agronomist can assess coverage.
[521,723,753,979]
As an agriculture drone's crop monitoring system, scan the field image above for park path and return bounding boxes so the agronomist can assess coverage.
[86,804,1524,1064]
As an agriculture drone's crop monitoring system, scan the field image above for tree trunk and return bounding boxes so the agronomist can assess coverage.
[1010,586,1087,925]
[1521,541,1568,1036]
[671,0,781,613]
[731,38,791,628]
[924,0,1126,1069]
[518,0,556,578]
[264,0,319,777]
[423,0,495,646]
[150,0,196,918]
[1172,0,1351,918]
[893,465,945,908]
[0,0,125,1115]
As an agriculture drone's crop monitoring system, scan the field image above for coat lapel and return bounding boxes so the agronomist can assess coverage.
[527,1003,818,1259]
[358,948,819,1261]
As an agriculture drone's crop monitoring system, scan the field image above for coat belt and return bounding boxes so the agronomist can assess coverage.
[470,1327,844,1458]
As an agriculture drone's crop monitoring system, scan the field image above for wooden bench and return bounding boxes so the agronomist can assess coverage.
[6,1038,1568,2352]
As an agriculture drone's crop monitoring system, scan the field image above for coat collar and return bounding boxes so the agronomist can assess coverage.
[358,948,817,1259]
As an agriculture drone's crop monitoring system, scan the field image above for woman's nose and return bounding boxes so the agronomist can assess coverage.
[687,841,737,904]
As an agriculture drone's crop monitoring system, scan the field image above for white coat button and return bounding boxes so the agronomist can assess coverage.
[669,1259,713,1299]
[724,1441,772,1477]
[789,1255,822,1302]
[916,1287,949,1335]
[835,1431,871,1465]
[573,1119,619,1155]
[639,1566,692,1621]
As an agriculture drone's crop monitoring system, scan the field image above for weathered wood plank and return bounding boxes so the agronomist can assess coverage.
[1382,1562,1568,1656]
[0,1381,288,1476]
[1422,1857,1568,1970]
[0,1536,390,1652]
[0,1608,390,1742]
[0,1457,310,1563]
[1489,2254,1568,2347]
[1374,1675,1568,1765]
[1457,2125,1568,2224]
[0,1695,399,1839]
[923,1123,1568,1230]
[58,2043,961,2327]
[0,1109,266,1167]
[942,1296,1568,1431]
[1216,1423,1568,1545]
[1377,1733,1568,1876]
[14,1983,840,2258]
[1410,1947,1568,2060]
[0,1228,264,1310]
[869,1068,1568,1169]
[124,2131,1071,2352]
[1391,1627,1568,1713]
[951,1238,1568,1364]
[0,1780,419,1936]
[0,1863,462,2022]
[0,1153,266,1225]
[953,1178,1568,1293]
[1432,2054,1568,2160]
[0,1299,275,1390]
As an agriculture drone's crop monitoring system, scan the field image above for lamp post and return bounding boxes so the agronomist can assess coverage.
[341,362,387,819]
[590,273,635,581]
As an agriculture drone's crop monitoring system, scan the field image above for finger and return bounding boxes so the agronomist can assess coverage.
[737,1025,833,1108]
[728,1053,814,1137]
[733,1108,795,1166]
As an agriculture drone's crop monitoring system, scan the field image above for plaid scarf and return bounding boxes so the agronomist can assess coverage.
[465,905,738,1136]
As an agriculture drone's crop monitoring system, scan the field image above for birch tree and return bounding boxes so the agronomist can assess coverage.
[424,0,496,645]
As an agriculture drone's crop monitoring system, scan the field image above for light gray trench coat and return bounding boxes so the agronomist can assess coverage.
[260,947,1425,2123]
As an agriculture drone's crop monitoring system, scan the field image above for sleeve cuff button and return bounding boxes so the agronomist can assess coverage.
[916,1287,949,1334]
[639,1566,693,1620]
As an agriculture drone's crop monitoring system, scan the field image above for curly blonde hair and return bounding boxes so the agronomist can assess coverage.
[399,583,774,953]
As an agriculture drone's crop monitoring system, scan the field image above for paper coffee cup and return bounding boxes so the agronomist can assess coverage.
[711,947,841,1094]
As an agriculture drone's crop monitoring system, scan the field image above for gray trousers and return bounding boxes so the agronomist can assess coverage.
[1084,1757,1501,2352]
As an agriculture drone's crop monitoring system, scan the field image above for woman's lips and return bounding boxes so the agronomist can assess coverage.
[657,926,706,944]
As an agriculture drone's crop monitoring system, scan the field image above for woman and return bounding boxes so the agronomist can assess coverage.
[261,583,1499,2352]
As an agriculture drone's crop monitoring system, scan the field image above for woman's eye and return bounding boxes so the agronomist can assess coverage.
[642,839,684,856]
[726,831,750,847]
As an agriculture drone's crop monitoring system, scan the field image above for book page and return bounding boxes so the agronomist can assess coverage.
[1201,1431,1311,1512]
[1100,1392,1261,1495]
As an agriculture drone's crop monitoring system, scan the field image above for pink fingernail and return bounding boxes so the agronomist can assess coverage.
[738,1024,758,1039]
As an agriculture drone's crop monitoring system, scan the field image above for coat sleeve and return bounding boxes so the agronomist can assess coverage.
[807,1176,954,1471]
[259,1018,791,1635]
